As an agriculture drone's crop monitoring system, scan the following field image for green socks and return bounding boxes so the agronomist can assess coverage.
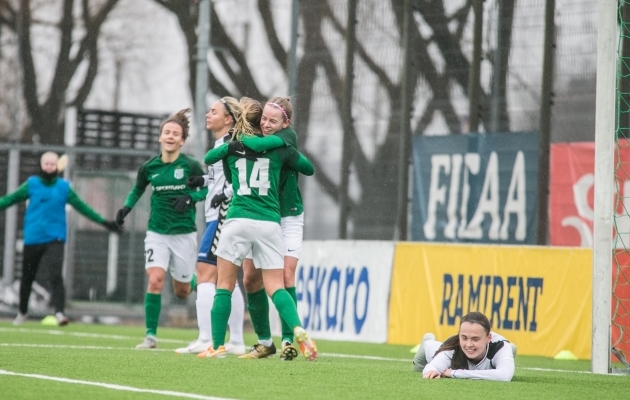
[247,288,272,341]
[272,289,301,331]
[144,292,161,337]
[211,289,232,349]
[281,286,298,343]
[190,273,197,292]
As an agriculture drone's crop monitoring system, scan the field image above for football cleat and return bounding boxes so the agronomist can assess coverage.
[280,343,299,361]
[238,343,277,359]
[136,336,157,349]
[175,339,213,354]
[198,345,227,358]
[294,327,318,361]
[13,312,27,326]
[224,342,246,356]
[55,312,69,326]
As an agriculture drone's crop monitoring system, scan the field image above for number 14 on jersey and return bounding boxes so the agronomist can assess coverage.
[236,158,270,196]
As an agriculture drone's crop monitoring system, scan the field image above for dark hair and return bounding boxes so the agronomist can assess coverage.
[160,108,191,140]
[233,97,262,141]
[434,312,491,370]
[266,96,293,123]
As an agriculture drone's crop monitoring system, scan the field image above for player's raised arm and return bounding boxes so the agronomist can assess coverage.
[241,133,287,152]
[281,146,314,176]
[67,188,121,233]
[204,142,229,165]
[0,181,29,209]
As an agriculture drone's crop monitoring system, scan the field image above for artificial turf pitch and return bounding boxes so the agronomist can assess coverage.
[0,321,627,399]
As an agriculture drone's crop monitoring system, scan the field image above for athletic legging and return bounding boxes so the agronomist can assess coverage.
[19,241,65,314]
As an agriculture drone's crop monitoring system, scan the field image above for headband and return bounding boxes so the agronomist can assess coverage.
[220,98,236,123]
[267,102,289,122]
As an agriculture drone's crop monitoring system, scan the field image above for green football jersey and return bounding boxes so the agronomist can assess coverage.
[241,128,304,217]
[124,153,208,235]
[204,139,314,223]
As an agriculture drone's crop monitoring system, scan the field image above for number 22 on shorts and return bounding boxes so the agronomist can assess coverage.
[145,249,154,263]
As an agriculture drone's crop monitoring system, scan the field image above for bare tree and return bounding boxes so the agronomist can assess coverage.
[0,0,119,144]
[154,0,516,239]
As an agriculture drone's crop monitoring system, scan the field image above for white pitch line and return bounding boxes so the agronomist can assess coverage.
[0,327,188,344]
[2,343,622,376]
[0,369,237,400]
[0,343,173,352]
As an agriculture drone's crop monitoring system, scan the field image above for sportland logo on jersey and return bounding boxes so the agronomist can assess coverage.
[412,132,539,244]
[174,168,184,179]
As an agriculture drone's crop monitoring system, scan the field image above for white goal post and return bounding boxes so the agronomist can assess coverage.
[592,0,617,374]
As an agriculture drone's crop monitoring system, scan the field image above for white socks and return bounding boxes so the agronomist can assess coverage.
[196,282,216,341]
[196,281,244,344]
[228,284,245,345]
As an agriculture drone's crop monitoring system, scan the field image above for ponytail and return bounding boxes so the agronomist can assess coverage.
[233,97,263,141]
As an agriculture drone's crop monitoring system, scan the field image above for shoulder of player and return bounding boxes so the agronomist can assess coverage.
[274,128,298,147]
[178,153,203,168]
[141,155,162,170]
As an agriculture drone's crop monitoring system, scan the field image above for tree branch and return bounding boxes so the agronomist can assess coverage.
[69,43,99,106]
[257,0,287,69]
[19,0,42,135]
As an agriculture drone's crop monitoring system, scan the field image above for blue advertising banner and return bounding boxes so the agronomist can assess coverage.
[411,132,539,244]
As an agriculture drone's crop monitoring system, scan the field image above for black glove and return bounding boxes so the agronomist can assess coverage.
[228,140,258,161]
[210,192,228,208]
[187,175,205,188]
[103,220,123,234]
[172,194,193,213]
[116,207,131,226]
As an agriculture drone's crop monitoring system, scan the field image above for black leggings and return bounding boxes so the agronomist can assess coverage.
[19,241,65,314]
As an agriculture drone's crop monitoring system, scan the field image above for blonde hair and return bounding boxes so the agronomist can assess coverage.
[266,96,293,124]
[220,96,240,126]
[160,108,191,140]
[232,97,263,141]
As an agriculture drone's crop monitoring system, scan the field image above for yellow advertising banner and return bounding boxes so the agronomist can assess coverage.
[388,243,593,359]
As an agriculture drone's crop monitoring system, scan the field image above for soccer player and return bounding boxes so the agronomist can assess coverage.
[199,97,318,360]
[115,109,208,349]
[235,97,307,360]
[175,97,246,356]
[413,312,516,381]
[0,151,121,326]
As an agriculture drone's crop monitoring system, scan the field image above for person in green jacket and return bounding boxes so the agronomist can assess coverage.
[0,151,121,326]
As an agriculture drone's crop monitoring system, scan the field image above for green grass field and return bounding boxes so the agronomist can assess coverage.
[0,321,627,399]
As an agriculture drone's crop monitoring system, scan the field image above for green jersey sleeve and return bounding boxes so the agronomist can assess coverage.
[279,147,315,176]
[124,163,149,209]
[204,143,229,165]
[241,135,285,152]
[0,181,29,209]
[188,158,208,203]
[67,188,107,224]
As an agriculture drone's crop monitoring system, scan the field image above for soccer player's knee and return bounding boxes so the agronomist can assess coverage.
[174,288,188,299]
[147,275,164,291]
[243,275,263,293]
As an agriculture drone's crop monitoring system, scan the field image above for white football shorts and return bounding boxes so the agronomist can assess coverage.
[144,231,197,283]
[216,218,284,270]
[281,213,304,259]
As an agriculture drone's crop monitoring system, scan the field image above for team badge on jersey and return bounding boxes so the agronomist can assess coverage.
[174,168,184,179]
